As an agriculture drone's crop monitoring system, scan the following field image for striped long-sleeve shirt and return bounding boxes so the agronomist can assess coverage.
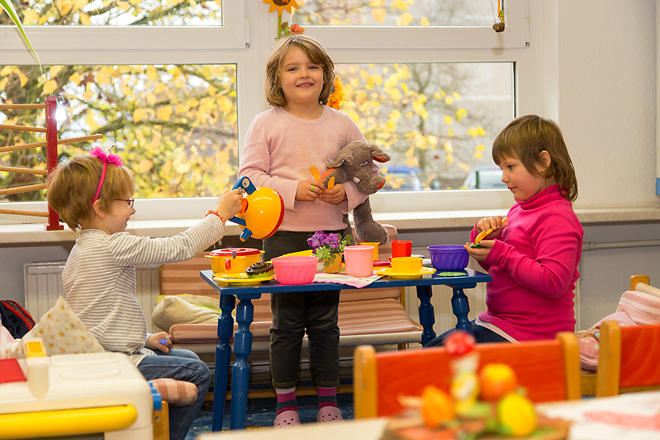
[62,215,224,365]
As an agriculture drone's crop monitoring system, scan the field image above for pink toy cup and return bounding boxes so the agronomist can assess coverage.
[391,240,413,258]
[344,245,374,277]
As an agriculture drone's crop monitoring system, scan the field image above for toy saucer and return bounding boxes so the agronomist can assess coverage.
[373,259,391,267]
[376,267,436,279]
[213,274,275,285]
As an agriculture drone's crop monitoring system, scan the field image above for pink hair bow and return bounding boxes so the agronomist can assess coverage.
[90,146,123,166]
[90,146,124,207]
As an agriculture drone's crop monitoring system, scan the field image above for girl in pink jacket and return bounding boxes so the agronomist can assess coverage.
[427,114,583,345]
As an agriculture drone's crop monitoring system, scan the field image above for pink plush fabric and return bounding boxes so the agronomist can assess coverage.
[577,289,660,371]
[617,290,660,325]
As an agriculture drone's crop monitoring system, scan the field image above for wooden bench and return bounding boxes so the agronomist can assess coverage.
[158,225,422,355]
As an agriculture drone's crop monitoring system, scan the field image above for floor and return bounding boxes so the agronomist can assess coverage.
[186,393,355,438]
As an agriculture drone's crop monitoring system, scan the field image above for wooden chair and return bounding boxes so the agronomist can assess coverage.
[0,96,102,229]
[354,332,582,418]
[595,319,660,397]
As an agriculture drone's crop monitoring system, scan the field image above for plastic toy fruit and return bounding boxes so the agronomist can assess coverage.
[420,385,455,428]
[497,392,537,437]
[479,363,518,401]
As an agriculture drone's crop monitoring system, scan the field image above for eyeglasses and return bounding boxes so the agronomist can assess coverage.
[115,198,135,208]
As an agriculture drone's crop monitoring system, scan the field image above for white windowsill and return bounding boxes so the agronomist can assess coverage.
[1,206,660,245]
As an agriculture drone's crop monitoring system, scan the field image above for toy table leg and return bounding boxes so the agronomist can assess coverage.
[451,287,473,335]
[212,294,235,432]
[230,297,256,430]
[416,285,436,345]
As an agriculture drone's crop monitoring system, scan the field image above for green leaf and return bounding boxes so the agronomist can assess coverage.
[0,0,41,67]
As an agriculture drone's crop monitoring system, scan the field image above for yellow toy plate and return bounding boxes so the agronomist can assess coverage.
[376,267,436,279]
[213,274,275,285]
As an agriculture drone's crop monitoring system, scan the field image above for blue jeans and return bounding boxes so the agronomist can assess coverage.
[424,320,509,346]
[137,349,210,440]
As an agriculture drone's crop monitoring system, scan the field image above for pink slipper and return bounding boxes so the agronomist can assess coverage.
[274,410,301,428]
[316,406,343,423]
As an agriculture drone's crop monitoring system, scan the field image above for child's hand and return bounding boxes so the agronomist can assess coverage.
[147,332,171,353]
[319,183,346,205]
[465,240,494,261]
[475,216,507,240]
[296,179,325,202]
[216,189,244,220]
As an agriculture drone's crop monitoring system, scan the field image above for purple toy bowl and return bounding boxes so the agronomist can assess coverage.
[271,255,319,285]
[428,245,469,271]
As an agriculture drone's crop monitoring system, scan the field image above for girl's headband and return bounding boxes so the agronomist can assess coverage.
[90,146,123,208]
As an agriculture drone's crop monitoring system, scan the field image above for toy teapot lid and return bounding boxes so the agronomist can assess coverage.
[209,248,260,257]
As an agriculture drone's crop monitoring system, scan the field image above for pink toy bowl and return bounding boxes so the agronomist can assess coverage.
[428,245,469,271]
[271,255,319,285]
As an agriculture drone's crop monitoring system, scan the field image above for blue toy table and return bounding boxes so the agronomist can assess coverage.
[200,268,491,431]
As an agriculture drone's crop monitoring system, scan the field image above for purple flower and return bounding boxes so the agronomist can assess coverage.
[307,231,325,250]
[325,233,340,249]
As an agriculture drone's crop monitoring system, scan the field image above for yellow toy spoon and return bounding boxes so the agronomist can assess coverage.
[474,217,508,245]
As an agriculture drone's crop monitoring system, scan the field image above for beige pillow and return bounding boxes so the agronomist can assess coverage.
[152,295,220,332]
[6,296,105,359]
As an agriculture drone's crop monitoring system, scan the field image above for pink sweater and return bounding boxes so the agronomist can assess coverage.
[238,106,368,232]
[474,185,583,341]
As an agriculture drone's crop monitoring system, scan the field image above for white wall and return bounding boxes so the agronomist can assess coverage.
[2,0,660,330]
[558,1,657,208]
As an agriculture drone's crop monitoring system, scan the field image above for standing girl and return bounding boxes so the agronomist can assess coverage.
[47,148,243,440]
[238,35,370,427]
[426,114,583,345]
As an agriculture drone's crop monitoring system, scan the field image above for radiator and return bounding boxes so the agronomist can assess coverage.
[23,261,162,332]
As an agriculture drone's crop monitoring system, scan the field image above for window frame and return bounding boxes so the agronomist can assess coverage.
[0,2,248,57]
[0,0,540,225]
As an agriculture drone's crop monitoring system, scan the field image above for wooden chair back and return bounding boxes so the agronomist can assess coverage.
[354,332,582,418]
[595,320,660,397]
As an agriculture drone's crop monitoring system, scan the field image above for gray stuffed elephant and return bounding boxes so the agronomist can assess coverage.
[322,141,391,245]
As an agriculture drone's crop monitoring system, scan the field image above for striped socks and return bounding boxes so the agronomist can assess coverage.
[275,387,298,416]
[317,386,338,409]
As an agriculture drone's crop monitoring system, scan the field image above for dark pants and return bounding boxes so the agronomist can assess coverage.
[264,228,350,388]
[423,320,510,347]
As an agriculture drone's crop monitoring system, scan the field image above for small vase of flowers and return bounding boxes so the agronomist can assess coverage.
[307,230,352,274]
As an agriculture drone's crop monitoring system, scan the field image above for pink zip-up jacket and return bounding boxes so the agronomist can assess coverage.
[474,184,583,341]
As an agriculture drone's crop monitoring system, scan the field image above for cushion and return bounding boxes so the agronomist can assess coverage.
[616,290,660,325]
[148,378,197,406]
[152,295,222,331]
[5,296,105,359]
[170,298,421,343]
[0,324,14,359]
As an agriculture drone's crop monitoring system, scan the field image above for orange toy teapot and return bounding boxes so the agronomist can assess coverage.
[230,176,284,242]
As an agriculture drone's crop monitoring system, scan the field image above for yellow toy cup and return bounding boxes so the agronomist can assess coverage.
[358,242,380,260]
[390,256,423,273]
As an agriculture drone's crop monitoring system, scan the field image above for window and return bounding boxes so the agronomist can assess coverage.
[1,1,536,223]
